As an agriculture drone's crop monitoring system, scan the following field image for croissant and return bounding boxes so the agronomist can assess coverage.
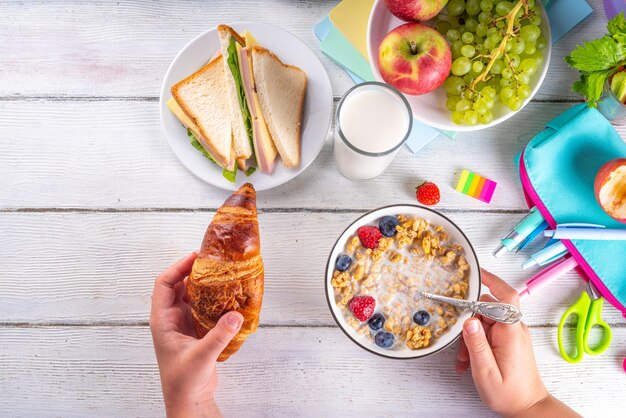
[186,183,264,361]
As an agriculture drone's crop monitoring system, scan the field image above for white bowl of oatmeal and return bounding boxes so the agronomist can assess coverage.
[325,205,481,359]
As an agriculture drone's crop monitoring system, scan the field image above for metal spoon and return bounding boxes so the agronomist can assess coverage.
[417,291,522,324]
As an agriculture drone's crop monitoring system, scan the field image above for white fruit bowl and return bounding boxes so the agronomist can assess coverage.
[366,0,551,132]
[325,205,481,359]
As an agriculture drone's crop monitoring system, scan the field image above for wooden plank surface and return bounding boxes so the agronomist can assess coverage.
[0,326,624,418]
[0,0,606,100]
[1,211,623,326]
[3,100,620,210]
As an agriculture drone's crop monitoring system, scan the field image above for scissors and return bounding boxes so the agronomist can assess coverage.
[557,281,613,364]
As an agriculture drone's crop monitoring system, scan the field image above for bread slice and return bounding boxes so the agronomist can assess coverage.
[251,46,307,167]
[170,55,234,170]
[218,25,253,162]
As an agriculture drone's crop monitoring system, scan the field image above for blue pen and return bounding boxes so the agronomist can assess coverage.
[493,207,547,258]
[522,240,569,270]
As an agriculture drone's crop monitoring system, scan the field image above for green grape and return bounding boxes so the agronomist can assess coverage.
[536,35,547,50]
[452,57,472,76]
[505,40,513,52]
[496,20,505,29]
[447,0,466,16]
[517,72,531,85]
[517,84,532,99]
[508,54,521,68]
[447,29,460,42]
[462,32,475,44]
[461,44,476,58]
[486,27,498,37]
[502,68,513,79]
[456,99,472,112]
[472,60,484,73]
[500,86,514,100]
[519,58,538,76]
[452,40,464,59]
[530,51,544,65]
[464,110,479,126]
[520,25,541,43]
[458,25,466,34]
[465,18,478,33]
[436,20,452,35]
[527,0,536,8]
[483,96,495,109]
[444,76,465,94]
[481,86,496,99]
[478,11,489,23]
[529,15,542,26]
[491,33,503,44]
[512,38,525,55]
[473,99,488,114]
[479,111,494,124]
[452,110,465,124]
[480,0,493,12]
[476,22,488,37]
[500,78,513,88]
[462,73,474,85]
[508,96,523,111]
[484,38,494,50]
[495,1,513,16]
[466,0,481,15]
[490,59,504,75]
[446,96,462,111]
[524,42,537,55]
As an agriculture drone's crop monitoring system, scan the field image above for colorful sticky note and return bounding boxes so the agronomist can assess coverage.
[456,170,497,203]
[328,0,375,59]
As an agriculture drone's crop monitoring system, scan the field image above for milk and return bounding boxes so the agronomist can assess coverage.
[334,84,411,180]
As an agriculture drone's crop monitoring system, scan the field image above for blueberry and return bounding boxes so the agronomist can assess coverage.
[368,313,385,331]
[335,254,352,272]
[413,310,430,326]
[374,331,395,348]
[379,216,400,237]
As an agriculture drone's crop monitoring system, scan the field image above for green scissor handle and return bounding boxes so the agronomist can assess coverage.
[583,297,613,356]
[558,291,591,364]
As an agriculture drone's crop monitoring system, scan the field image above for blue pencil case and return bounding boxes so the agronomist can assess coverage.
[519,104,626,315]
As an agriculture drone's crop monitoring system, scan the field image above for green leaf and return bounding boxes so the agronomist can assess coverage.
[187,128,217,164]
[586,70,612,108]
[608,12,626,37]
[566,36,625,72]
[245,167,256,176]
[226,38,255,160]
[222,167,237,182]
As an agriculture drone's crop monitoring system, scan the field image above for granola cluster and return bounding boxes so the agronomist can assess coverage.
[331,215,470,351]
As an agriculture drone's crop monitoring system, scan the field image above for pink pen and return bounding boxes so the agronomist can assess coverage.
[517,257,579,298]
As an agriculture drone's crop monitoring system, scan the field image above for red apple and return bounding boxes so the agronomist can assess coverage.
[384,0,449,22]
[594,158,626,223]
[378,23,451,96]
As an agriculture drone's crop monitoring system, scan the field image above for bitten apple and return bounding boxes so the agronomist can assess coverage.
[594,158,626,223]
[384,0,449,22]
[378,23,451,96]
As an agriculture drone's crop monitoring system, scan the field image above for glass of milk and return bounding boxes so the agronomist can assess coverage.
[334,82,412,180]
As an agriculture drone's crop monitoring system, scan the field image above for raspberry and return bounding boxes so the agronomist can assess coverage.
[349,296,376,322]
[416,181,440,205]
[357,226,382,249]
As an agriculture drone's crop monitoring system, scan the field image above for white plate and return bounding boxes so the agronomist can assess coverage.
[367,0,551,132]
[325,205,481,359]
[160,22,333,191]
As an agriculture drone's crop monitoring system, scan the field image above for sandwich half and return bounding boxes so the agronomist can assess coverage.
[169,55,235,171]
[251,46,307,168]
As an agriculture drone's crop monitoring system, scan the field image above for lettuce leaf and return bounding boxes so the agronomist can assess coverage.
[187,128,237,182]
[226,38,256,160]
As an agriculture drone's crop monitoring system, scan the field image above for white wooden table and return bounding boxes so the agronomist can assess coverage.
[1,1,625,416]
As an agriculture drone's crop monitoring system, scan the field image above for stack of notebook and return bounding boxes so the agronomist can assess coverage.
[316,0,593,154]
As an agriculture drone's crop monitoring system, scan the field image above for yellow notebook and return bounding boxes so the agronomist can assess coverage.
[328,0,375,60]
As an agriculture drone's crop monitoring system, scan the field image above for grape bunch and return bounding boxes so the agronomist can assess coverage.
[434,0,547,126]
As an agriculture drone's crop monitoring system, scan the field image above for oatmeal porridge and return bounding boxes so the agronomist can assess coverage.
[331,214,470,351]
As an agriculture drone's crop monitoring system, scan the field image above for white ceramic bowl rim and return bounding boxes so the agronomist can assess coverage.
[324,204,482,360]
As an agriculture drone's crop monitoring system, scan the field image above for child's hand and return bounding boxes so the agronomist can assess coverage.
[457,270,579,418]
[150,252,243,418]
